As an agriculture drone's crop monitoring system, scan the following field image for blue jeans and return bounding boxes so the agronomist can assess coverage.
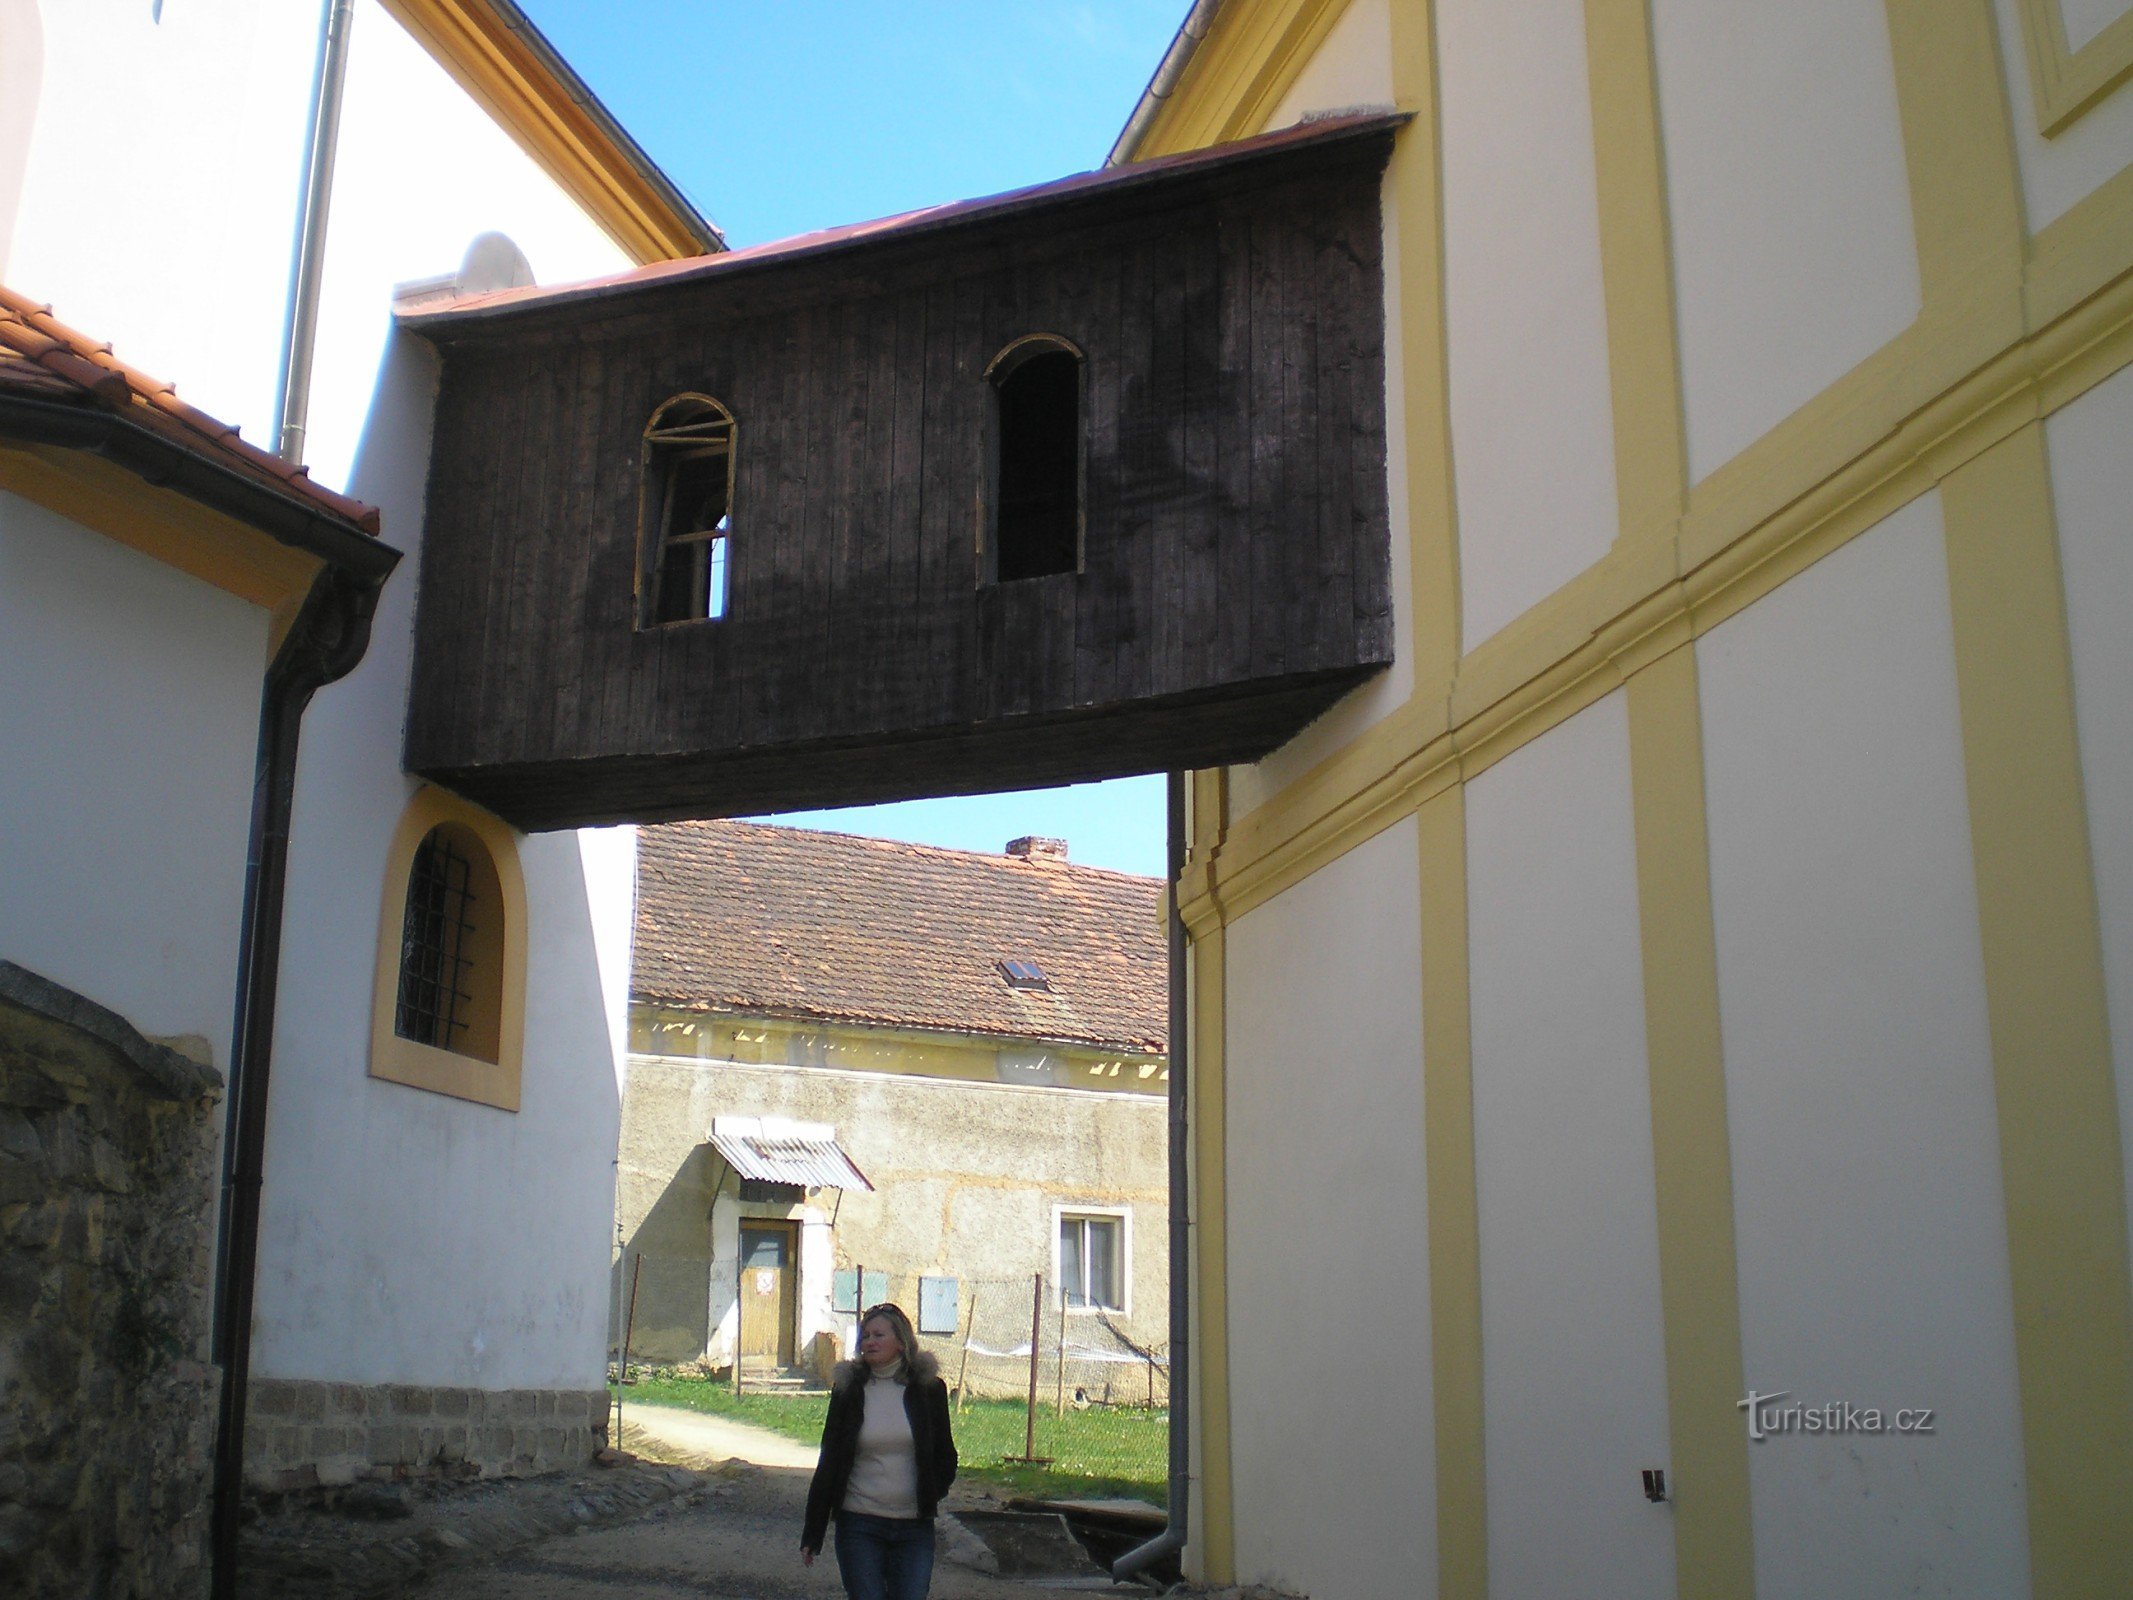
[833,1510,936,1600]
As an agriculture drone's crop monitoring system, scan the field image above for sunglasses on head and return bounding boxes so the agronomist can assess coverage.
[862,1303,908,1323]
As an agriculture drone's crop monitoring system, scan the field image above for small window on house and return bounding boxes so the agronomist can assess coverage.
[394,822,506,1063]
[640,394,735,626]
[1058,1211,1125,1312]
[987,337,1082,582]
[999,958,1050,991]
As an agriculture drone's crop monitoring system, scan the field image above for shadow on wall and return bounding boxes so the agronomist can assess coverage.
[613,1145,721,1366]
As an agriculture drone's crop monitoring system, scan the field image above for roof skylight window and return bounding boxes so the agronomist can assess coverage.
[999,959,1051,992]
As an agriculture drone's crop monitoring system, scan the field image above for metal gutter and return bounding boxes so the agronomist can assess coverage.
[274,0,356,466]
[0,394,398,578]
[481,0,725,253]
[1107,0,1228,168]
[1112,770,1191,1588]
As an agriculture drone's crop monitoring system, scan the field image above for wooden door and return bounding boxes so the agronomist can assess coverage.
[737,1222,797,1369]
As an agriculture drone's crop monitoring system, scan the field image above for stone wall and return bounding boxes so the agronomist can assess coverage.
[243,1380,611,1491]
[0,963,224,1600]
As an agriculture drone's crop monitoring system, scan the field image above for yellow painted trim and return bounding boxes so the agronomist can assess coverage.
[1623,648,1756,1600]
[2013,0,2133,135]
[1187,918,1234,1583]
[368,786,528,1111]
[1179,212,2133,937]
[1416,788,1484,1600]
[1939,425,2133,1600]
[1133,0,1356,160]
[0,444,322,641]
[1584,0,1687,545]
[1885,0,2026,314]
[1387,0,1466,702]
[377,0,706,263]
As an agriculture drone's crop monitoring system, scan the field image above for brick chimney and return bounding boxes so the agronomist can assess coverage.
[1005,836,1068,862]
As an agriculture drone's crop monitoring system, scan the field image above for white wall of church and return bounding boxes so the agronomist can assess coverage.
[1234,0,1410,810]
[1439,0,1618,649]
[1465,691,1675,1600]
[0,491,268,1069]
[1224,821,1431,1600]
[1696,495,2031,1600]
[1990,0,2133,230]
[2044,363,2133,1281]
[250,30,635,1386]
[2,0,642,1395]
[1651,0,1921,481]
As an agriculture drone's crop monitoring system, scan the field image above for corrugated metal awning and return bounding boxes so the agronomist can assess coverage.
[708,1115,873,1191]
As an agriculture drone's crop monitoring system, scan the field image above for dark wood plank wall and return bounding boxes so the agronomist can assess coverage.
[406,129,1394,828]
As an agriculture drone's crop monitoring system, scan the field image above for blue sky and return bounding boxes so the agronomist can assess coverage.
[516,1,1186,877]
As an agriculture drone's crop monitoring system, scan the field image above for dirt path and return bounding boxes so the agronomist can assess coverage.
[617,1403,821,1471]
[409,1417,1101,1600]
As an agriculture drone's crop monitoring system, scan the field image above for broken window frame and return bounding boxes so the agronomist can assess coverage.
[638,393,736,628]
[981,334,1085,585]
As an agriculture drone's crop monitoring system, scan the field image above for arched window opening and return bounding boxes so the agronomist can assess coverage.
[640,394,734,626]
[394,821,505,1064]
[988,338,1083,582]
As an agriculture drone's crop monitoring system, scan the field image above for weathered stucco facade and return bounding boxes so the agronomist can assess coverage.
[616,824,1169,1401]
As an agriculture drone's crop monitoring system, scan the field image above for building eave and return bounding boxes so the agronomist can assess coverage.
[379,0,723,263]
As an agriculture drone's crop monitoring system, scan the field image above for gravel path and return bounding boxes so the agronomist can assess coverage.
[408,1457,1070,1600]
[616,1404,821,1471]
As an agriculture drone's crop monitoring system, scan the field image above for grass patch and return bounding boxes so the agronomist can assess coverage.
[615,1377,1167,1506]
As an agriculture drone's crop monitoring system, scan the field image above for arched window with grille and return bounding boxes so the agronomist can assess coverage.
[985,336,1083,582]
[639,394,735,626]
[370,790,526,1110]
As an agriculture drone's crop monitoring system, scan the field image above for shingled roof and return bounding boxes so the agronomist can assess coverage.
[634,821,1166,1055]
[0,284,382,536]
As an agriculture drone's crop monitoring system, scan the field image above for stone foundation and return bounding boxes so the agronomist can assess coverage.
[244,1379,612,1490]
[0,963,225,1600]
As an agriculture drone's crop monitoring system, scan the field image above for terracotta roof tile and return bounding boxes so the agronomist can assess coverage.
[0,284,382,535]
[635,821,1166,1056]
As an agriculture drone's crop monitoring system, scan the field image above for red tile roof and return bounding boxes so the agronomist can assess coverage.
[0,284,382,535]
[635,821,1166,1055]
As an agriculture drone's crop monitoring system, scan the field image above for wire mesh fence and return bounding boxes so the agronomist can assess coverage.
[608,1255,1168,1496]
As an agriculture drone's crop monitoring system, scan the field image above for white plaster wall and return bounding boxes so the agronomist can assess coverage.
[1224,821,1430,1600]
[1465,690,1675,1600]
[2044,365,2133,1277]
[2065,0,2133,50]
[1652,0,1921,482]
[246,2,642,1390]
[0,491,267,1066]
[301,1,634,493]
[1233,0,1409,813]
[1265,0,1393,126]
[1991,0,2133,230]
[1696,496,2032,1599]
[6,0,315,444]
[578,826,640,1096]
[1440,0,1619,649]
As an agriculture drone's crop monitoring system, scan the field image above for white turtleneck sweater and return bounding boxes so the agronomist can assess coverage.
[840,1363,920,1519]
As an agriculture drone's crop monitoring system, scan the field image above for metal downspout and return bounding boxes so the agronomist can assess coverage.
[1113,771,1192,1587]
[274,0,355,466]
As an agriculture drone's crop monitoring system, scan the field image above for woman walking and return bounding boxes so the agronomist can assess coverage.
[802,1302,959,1600]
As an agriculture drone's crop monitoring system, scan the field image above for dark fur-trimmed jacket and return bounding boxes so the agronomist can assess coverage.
[801,1352,959,1553]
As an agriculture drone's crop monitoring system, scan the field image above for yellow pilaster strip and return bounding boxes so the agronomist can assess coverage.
[1388,0,1464,690]
[1624,648,1755,1600]
[1583,0,1687,544]
[1883,0,2026,336]
[1940,427,2133,1600]
[1417,787,1485,1599]
[1187,916,1235,1583]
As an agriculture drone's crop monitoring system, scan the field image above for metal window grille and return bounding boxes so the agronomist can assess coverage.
[395,831,478,1048]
